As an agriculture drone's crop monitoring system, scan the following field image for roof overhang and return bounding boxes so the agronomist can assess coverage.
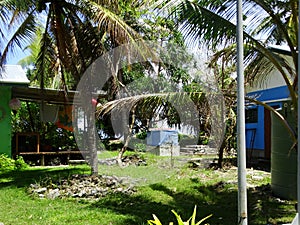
[268,45,293,56]
[12,86,107,105]
[0,65,30,85]
[12,86,76,105]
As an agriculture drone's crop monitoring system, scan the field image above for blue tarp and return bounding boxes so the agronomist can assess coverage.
[146,130,178,146]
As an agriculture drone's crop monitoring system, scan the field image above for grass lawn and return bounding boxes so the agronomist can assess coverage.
[0,152,297,225]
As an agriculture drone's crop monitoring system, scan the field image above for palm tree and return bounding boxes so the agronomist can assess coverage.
[165,0,299,200]
[0,0,150,175]
[160,0,298,146]
[167,0,297,112]
[0,0,145,88]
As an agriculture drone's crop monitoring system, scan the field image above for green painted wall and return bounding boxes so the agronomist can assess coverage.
[0,86,12,157]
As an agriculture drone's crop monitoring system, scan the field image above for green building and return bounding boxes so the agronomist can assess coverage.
[0,65,29,157]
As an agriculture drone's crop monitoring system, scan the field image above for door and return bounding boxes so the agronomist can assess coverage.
[264,108,271,159]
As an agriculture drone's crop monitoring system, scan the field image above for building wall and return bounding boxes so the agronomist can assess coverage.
[245,50,293,156]
[0,86,12,157]
[245,85,289,156]
[246,54,293,93]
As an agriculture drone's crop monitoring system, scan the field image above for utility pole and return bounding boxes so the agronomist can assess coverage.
[237,0,248,224]
[297,0,300,224]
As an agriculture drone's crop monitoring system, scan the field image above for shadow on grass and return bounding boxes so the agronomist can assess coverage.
[89,179,295,225]
[0,166,295,225]
[89,182,235,225]
[0,166,89,188]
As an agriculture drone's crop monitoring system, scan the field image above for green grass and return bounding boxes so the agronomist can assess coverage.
[0,152,297,225]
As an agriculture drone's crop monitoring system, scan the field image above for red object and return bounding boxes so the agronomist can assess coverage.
[55,106,73,132]
[91,98,98,106]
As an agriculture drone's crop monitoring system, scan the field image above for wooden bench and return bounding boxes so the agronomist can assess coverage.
[18,151,88,166]
[15,132,89,166]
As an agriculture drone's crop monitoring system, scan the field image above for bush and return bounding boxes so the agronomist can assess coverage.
[0,154,28,172]
[14,155,29,170]
[134,143,147,152]
[136,130,147,140]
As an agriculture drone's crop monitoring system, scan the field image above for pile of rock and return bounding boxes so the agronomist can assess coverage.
[98,154,147,166]
[28,174,136,200]
[122,155,147,166]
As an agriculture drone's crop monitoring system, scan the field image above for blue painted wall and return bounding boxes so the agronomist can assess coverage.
[245,86,289,150]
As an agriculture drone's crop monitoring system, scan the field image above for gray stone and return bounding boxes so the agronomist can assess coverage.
[38,194,45,198]
[29,174,136,200]
[35,187,47,193]
[47,189,60,199]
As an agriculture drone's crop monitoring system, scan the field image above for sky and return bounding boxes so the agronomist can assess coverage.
[6,48,29,65]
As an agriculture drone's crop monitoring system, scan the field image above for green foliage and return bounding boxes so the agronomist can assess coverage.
[148,206,212,225]
[136,130,147,140]
[14,155,29,170]
[134,143,147,152]
[0,154,28,172]
[0,154,15,172]
[12,102,78,151]
[198,131,209,145]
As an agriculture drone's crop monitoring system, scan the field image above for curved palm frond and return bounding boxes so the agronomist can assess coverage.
[246,0,297,66]
[96,91,207,130]
[0,11,36,65]
[171,0,237,49]
[168,0,297,107]
[0,0,150,84]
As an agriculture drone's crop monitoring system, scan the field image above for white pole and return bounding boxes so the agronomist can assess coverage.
[297,0,300,223]
[237,0,248,224]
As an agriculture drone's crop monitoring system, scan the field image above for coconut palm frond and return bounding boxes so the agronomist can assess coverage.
[170,0,297,86]
[171,0,237,49]
[209,40,295,101]
[87,1,140,46]
[35,13,53,90]
[247,0,297,64]
[0,11,36,66]
[97,91,207,129]
[97,93,161,116]
[246,50,272,76]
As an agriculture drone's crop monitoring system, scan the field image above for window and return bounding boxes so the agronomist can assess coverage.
[245,108,258,123]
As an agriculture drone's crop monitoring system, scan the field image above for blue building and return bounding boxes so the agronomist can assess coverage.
[245,46,293,160]
[245,85,290,159]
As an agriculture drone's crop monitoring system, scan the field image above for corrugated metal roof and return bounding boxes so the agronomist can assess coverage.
[0,65,29,84]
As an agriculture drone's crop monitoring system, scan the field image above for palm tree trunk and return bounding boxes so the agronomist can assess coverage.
[117,105,136,166]
[87,104,98,175]
[218,139,226,168]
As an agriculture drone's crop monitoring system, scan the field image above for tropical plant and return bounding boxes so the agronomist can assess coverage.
[0,0,148,88]
[148,205,212,225]
[95,14,195,165]
[0,0,153,175]
[166,0,298,140]
[0,154,28,172]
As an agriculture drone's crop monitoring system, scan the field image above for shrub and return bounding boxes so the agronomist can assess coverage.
[136,130,147,140]
[148,206,212,225]
[134,143,147,152]
[0,154,28,172]
[14,155,29,170]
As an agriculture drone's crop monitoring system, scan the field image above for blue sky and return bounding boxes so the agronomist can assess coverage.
[6,48,29,65]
